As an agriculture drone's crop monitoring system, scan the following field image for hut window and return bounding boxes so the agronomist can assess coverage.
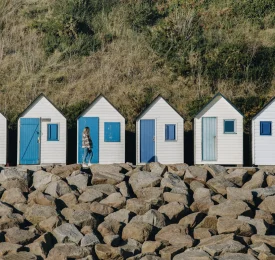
[165,124,176,140]
[224,120,236,134]
[104,122,121,142]
[47,124,59,141]
[260,121,272,136]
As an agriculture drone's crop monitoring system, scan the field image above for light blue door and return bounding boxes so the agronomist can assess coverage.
[202,117,217,161]
[20,118,40,165]
[78,117,99,164]
[140,119,155,163]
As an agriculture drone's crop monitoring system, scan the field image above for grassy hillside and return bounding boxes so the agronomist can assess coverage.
[1,0,275,131]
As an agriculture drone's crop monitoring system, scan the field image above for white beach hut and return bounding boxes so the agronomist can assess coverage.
[77,94,125,164]
[252,97,275,166]
[17,94,67,165]
[0,113,7,165]
[194,93,243,165]
[136,95,184,164]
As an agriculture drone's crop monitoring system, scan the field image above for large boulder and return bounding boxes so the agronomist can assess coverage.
[1,188,26,205]
[155,224,188,242]
[2,251,37,260]
[184,166,208,184]
[100,192,126,209]
[47,243,90,259]
[227,187,254,206]
[242,171,266,189]
[25,205,57,225]
[208,200,252,218]
[53,223,83,244]
[0,202,13,217]
[173,249,212,260]
[33,170,60,191]
[78,188,104,203]
[97,219,124,237]
[251,235,275,248]
[0,242,22,257]
[91,171,125,185]
[104,209,134,224]
[238,216,268,235]
[158,202,189,221]
[159,246,185,260]
[161,172,188,190]
[136,187,164,207]
[0,213,25,230]
[224,169,249,187]
[66,172,88,191]
[0,168,30,184]
[258,195,275,214]
[142,162,167,176]
[204,165,227,177]
[126,198,151,215]
[163,191,189,205]
[207,176,235,195]
[5,227,36,245]
[28,190,55,206]
[44,180,71,198]
[218,253,258,260]
[89,201,114,216]
[122,222,154,243]
[95,244,123,260]
[81,232,100,247]
[190,188,214,214]
[1,179,28,192]
[92,184,117,195]
[179,212,205,228]
[51,164,81,178]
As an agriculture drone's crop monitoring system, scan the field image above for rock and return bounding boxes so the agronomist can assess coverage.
[44,180,71,198]
[122,222,153,243]
[238,216,268,235]
[126,198,151,215]
[51,164,81,178]
[159,246,185,260]
[250,243,271,254]
[120,238,142,258]
[155,224,188,242]
[127,253,163,260]
[136,187,164,207]
[89,201,114,216]
[190,180,205,192]
[0,213,25,229]
[207,176,235,195]
[47,243,90,259]
[78,188,104,203]
[243,171,266,189]
[167,164,188,177]
[194,228,216,240]
[202,239,246,256]
[25,204,57,225]
[38,216,62,232]
[163,192,189,205]
[92,184,117,195]
[255,210,275,225]
[28,190,55,206]
[33,170,60,191]
[95,244,123,260]
[2,251,37,260]
[61,208,97,228]
[1,179,28,192]
[59,192,78,207]
[1,188,26,205]
[105,209,134,223]
[184,166,208,184]
[92,171,125,185]
[66,173,88,191]
[198,234,235,247]
[100,192,126,209]
[97,219,124,237]
[0,168,29,184]
[169,234,194,247]
[129,171,162,196]
[227,187,254,206]
[217,217,255,236]
[179,212,205,228]
[252,186,275,200]
[204,165,227,177]
[216,253,258,260]
[91,164,123,173]
[211,194,226,204]
[5,227,36,245]
[53,223,83,244]
[130,209,166,229]
[225,169,249,186]
[142,241,167,254]
[208,200,251,218]
[158,202,189,221]
[161,172,188,190]
[116,181,130,198]
[251,235,275,248]
[196,216,218,230]
[103,235,121,246]
[267,175,275,187]
[81,232,100,247]
[0,202,13,216]
[173,249,212,260]
[258,251,275,260]
[190,188,214,214]
[0,242,22,257]
[143,162,167,176]
[259,196,275,214]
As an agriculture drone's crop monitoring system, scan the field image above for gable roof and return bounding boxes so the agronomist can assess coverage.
[193,92,244,118]
[252,97,275,120]
[77,94,125,119]
[18,93,66,119]
[0,112,6,119]
[135,94,184,121]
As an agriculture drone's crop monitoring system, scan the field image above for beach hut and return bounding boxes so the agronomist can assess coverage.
[0,113,7,165]
[252,97,275,166]
[194,93,243,165]
[17,94,67,165]
[77,94,125,164]
[136,95,184,164]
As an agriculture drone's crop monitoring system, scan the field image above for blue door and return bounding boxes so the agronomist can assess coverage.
[202,117,217,161]
[78,117,99,164]
[20,118,40,165]
[140,119,155,163]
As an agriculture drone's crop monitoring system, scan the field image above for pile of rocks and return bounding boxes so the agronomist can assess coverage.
[0,163,275,259]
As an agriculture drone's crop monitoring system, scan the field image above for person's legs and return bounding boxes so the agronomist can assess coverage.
[82,148,88,164]
[88,149,93,166]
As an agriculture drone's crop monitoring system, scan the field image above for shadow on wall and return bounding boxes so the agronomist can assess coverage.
[67,127,77,165]
[7,128,17,166]
[185,130,194,165]
[125,130,136,165]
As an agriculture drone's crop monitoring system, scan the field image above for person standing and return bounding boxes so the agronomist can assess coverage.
[82,127,93,167]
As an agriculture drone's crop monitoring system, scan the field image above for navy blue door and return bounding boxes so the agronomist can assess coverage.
[202,117,217,161]
[140,119,155,163]
[78,117,99,163]
[20,118,40,165]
